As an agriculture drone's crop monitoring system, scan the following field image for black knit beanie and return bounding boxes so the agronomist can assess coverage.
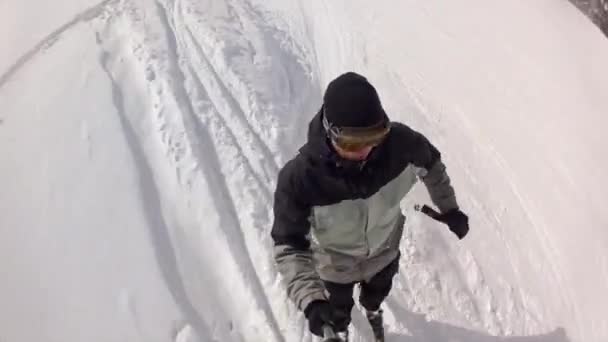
[323,72,386,128]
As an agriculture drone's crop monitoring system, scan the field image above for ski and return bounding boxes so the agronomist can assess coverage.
[366,309,385,342]
[322,325,344,342]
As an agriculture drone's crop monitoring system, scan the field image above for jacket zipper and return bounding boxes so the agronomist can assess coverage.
[363,201,370,257]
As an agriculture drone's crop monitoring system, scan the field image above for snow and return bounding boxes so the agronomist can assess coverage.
[1,1,607,342]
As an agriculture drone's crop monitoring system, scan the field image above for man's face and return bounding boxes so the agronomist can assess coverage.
[332,140,376,161]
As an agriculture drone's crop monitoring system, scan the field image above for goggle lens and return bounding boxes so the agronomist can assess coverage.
[323,114,391,152]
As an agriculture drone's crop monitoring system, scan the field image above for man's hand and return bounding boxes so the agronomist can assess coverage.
[304,300,335,337]
[441,209,469,239]
[415,205,470,240]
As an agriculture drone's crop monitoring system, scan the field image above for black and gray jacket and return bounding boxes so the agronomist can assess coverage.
[271,110,459,311]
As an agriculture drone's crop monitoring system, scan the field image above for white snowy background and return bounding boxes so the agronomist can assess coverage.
[1,1,607,342]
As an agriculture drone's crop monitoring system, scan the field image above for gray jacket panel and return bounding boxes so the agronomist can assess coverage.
[274,245,327,311]
[421,158,458,212]
[309,165,416,282]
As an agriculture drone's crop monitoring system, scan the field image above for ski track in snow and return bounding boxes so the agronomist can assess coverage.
[137,0,320,338]
[82,2,273,340]
[178,23,273,202]
[99,43,216,342]
[0,0,115,89]
[157,2,320,341]
[146,0,290,340]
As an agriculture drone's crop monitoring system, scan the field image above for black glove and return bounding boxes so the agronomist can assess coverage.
[304,300,334,337]
[440,209,469,239]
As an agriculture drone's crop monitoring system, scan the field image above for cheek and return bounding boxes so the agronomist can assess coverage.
[359,146,374,157]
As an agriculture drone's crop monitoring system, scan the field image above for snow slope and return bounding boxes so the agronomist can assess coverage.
[1,1,607,342]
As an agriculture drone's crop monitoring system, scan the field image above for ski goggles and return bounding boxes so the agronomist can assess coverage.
[322,113,391,152]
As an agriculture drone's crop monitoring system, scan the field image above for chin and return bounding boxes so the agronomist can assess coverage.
[347,155,368,161]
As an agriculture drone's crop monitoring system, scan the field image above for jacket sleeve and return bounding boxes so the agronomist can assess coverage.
[411,132,459,213]
[271,158,327,311]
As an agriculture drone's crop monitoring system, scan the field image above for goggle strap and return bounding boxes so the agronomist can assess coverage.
[322,109,389,138]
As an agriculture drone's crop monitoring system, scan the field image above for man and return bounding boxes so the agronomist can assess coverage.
[271,72,469,341]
